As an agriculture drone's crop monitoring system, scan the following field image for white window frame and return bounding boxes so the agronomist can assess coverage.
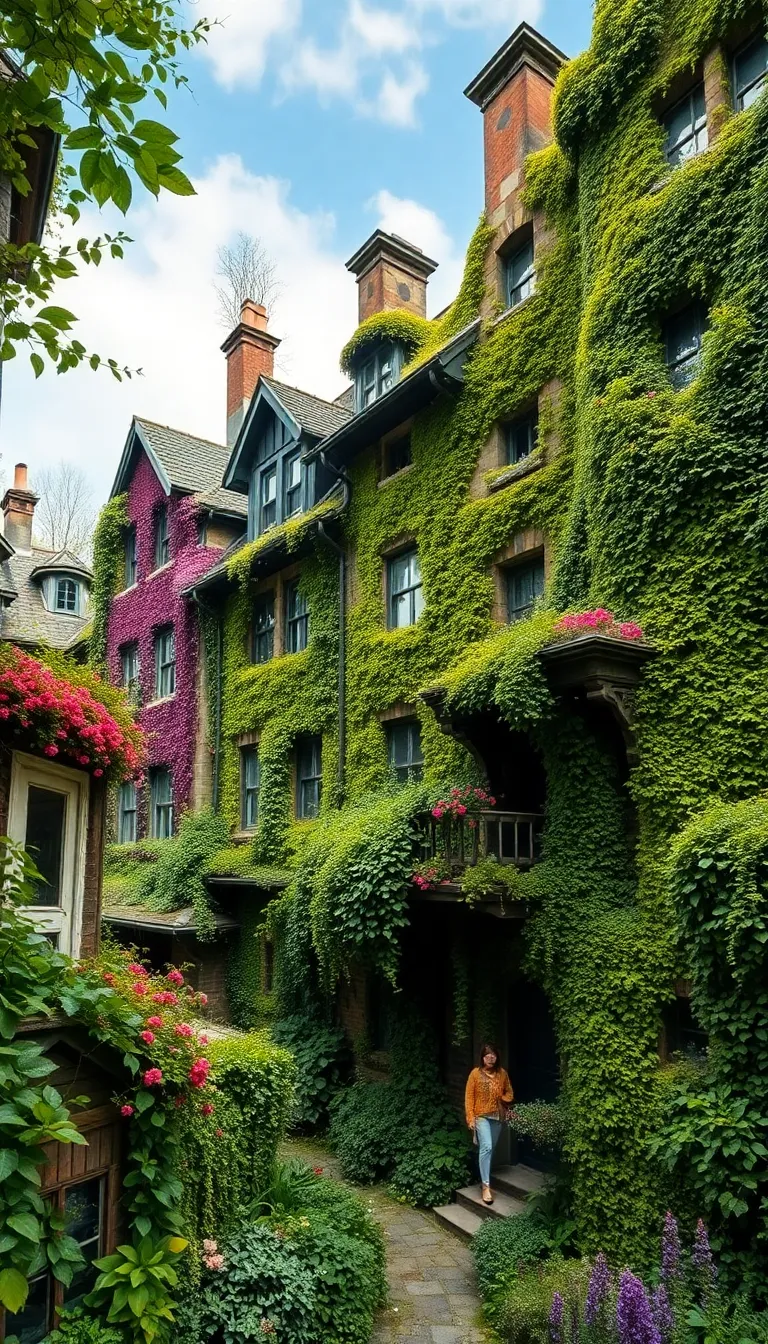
[7,752,88,957]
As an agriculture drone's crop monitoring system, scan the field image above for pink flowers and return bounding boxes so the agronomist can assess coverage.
[102,972,116,985]
[120,1104,134,1117]
[0,647,144,782]
[143,1068,163,1087]
[140,1030,155,1045]
[198,992,208,1007]
[553,609,645,641]
[201,1102,215,1117]
[313,1166,324,1175]
[174,1023,193,1038]
[132,982,148,996]
[202,1238,225,1271]
[147,1015,163,1028]
[431,786,496,823]
[198,1033,209,1045]
[167,969,184,986]
[152,991,178,1006]
[128,963,148,977]
[188,1058,211,1089]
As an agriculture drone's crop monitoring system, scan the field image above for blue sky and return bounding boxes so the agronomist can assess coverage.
[3,0,594,510]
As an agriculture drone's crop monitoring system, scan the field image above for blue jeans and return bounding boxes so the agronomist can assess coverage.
[475,1115,502,1186]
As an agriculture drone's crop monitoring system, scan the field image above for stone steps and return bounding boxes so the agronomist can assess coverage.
[433,1163,548,1243]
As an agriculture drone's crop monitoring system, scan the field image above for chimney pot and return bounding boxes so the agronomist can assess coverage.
[345,230,438,325]
[221,304,281,448]
[14,463,28,490]
[2,461,38,553]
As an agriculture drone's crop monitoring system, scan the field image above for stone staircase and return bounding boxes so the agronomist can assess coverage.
[433,1163,547,1241]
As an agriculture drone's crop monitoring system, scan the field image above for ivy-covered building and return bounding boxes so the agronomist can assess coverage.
[95,1,768,1273]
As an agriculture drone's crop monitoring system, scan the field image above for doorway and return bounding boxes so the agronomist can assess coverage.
[507,979,560,1170]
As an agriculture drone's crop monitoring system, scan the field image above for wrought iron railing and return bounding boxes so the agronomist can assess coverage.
[415,810,543,873]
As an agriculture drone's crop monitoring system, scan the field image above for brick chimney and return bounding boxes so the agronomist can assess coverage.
[2,463,38,553]
[464,23,567,227]
[221,300,281,448]
[346,231,438,325]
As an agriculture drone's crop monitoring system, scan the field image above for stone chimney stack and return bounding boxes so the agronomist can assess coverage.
[221,300,281,448]
[464,23,567,227]
[346,231,438,325]
[2,463,38,553]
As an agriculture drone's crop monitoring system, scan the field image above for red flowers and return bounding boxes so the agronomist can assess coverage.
[174,1023,193,1038]
[128,963,148,977]
[198,992,208,1007]
[152,991,178,1006]
[146,1015,163,1028]
[431,785,496,822]
[140,1030,155,1045]
[201,1102,214,1117]
[120,1104,134,1117]
[167,969,184,986]
[0,646,144,781]
[143,1068,163,1087]
[132,982,148,996]
[188,1058,211,1089]
[102,972,116,984]
[553,610,645,641]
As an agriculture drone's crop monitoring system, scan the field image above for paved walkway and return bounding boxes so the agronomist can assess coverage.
[283,1139,490,1343]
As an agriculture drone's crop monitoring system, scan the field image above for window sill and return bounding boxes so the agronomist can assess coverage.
[378,464,414,489]
[117,583,138,597]
[143,695,176,709]
[486,451,544,493]
[232,829,257,843]
[493,293,534,328]
[147,561,173,579]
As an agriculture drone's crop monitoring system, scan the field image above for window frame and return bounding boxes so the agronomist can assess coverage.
[385,718,424,784]
[240,745,261,830]
[251,591,276,664]
[663,301,707,389]
[506,410,539,465]
[153,625,176,700]
[154,505,170,570]
[296,736,323,820]
[382,433,412,480]
[283,450,303,519]
[7,752,88,956]
[504,238,536,310]
[55,576,79,613]
[386,547,424,629]
[355,342,403,412]
[150,767,173,839]
[733,32,768,111]
[285,579,310,654]
[260,464,278,533]
[663,82,708,166]
[120,642,140,692]
[117,780,138,844]
[505,555,546,625]
[124,526,137,588]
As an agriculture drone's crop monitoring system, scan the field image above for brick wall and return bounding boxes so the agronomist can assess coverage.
[483,64,556,224]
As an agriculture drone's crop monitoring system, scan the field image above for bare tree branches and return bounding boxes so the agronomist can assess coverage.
[215,233,280,329]
[32,463,95,561]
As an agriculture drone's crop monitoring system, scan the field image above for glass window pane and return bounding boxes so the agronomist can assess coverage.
[508,413,538,464]
[507,559,545,622]
[118,783,137,844]
[736,35,768,109]
[506,241,535,306]
[26,785,66,906]
[64,1179,101,1242]
[4,1272,50,1344]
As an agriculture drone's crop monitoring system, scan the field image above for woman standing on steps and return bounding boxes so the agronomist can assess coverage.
[465,1043,514,1206]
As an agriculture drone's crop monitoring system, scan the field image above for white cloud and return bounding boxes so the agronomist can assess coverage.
[369,188,462,313]
[201,0,301,90]
[370,62,429,128]
[349,0,418,53]
[407,0,542,25]
[0,156,357,505]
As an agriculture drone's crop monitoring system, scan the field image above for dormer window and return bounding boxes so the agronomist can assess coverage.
[55,577,78,613]
[355,343,403,411]
[40,573,87,616]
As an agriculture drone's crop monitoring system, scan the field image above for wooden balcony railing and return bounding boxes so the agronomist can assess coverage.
[415,810,543,873]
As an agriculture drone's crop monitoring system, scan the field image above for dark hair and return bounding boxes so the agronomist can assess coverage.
[478,1042,502,1071]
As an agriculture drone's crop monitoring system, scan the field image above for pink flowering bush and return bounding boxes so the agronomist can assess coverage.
[430,785,496,822]
[412,858,452,891]
[552,609,645,641]
[0,644,145,781]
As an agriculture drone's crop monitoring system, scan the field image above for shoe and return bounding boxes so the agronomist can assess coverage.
[482,1185,494,1205]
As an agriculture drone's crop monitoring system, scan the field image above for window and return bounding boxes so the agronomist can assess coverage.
[118,781,137,844]
[663,84,707,165]
[4,1176,106,1343]
[197,515,208,546]
[125,526,137,587]
[260,465,277,532]
[506,557,545,623]
[664,302,707,389]
[504,238,535,309]
[285,579,310,653]
[55,577,78,613]
[154,505,170,568]
[241,746,260,829]
[387,548,424,629]
[150,767,173,838]
[154,625,176,699]
[121,643,139,695]
[507,411,539,465]
[296,736,322,819]
[383,434,412,479]
[734,33,768,111]
[7,753,87,956]
[356,342,402,411]
[386,719,424,784]
[284,451,303,518]
[252,592,275,664]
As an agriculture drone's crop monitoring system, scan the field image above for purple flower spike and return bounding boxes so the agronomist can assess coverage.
[549,1290,564,1344]
[586,1252,611,1325]
[660,1211,681,1282]
[651,1284,674,1342]
[692,1219,717,1288]
[617,1269,662,1344]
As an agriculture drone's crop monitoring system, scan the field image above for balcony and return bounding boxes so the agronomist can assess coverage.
[415,809,543,873]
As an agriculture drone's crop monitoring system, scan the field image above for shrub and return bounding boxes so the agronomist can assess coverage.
[206,1031,296,1198]
[300,1173,386,1269]
[489,1257,591,1343]
[472,1213,551,1301]
[288,1214,384,1343]
[389,1128,474,1207]
[192,1223,316,1342]
[45,1310,124,1344]
[271,1015,351,1130]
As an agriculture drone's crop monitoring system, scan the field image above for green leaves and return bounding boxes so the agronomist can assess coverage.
[0,1267,28,1313]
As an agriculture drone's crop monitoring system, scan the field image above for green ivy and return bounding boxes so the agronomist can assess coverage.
[89,495,129,672]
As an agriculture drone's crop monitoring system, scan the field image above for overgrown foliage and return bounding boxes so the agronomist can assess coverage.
[89,495,130,671]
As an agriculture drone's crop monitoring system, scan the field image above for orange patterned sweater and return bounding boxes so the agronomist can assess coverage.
[465,1067,514,1126]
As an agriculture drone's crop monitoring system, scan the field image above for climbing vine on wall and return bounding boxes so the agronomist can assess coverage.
[90,494,129,672]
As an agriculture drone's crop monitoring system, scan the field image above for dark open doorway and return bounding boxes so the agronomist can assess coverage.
[508,979,560,1170]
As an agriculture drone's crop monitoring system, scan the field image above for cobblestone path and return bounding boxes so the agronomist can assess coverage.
[283,1139,491,1344]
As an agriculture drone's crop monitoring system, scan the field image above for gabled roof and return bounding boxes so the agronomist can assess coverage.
[30,549,92,582]
[223,376,352,492]
[110,417,247,518]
